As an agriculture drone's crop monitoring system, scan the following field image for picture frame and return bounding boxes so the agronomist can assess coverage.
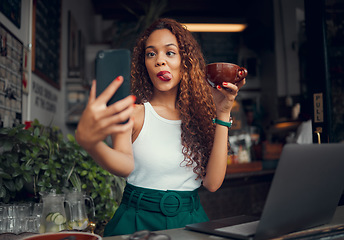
[68,11,81,78]
[0,0,21,28]
[31,0,61,89]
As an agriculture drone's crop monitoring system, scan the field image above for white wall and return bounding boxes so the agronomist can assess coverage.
[1,0,95,135]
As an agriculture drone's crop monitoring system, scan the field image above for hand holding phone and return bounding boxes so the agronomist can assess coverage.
[95,49,131,105]
[76,77,135,151]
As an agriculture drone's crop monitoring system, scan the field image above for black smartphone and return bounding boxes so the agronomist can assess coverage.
[95,49,131,106]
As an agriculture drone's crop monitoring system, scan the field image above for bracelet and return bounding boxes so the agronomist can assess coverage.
[212,118,233,128]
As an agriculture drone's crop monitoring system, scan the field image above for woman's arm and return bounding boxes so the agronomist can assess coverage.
[75,77,136,177]
[202,79,246,192]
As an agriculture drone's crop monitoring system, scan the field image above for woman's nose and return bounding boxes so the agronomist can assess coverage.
[155,56,166,66]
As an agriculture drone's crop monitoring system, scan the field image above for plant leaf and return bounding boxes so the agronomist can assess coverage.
[0,185,6,198]
[67,134,75,142]
[33,127,40,136]
[23,172,32,183]
[70,173,81,191]
[0,170,12,180]
[15,178,24,191]
[37,181,45,187]
[3,180,16,191]
[2,141,14,152]
[79,149,88,157]
[41,164,49,170]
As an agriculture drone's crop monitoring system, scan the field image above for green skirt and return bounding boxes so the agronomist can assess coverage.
[103,183,209,236]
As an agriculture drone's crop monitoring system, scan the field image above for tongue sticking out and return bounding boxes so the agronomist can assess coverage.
[160,72,172,80]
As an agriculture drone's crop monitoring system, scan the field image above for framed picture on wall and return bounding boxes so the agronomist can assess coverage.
[68,11,81,78]
[31,0,61,89]
[0,0,21,28]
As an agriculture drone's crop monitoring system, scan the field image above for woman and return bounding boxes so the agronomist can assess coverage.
[76,18,245,236]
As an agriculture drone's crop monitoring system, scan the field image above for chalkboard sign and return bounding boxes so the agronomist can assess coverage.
[31,0,61,89]
[0,0,21,28]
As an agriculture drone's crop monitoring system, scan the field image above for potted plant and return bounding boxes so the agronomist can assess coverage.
[0,119,125,235]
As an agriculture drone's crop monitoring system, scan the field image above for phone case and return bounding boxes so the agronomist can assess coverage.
[95,49,131,105]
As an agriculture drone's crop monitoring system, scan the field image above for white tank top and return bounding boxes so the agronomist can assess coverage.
[127,102,201,191]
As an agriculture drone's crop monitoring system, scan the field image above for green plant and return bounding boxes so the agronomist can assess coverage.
[0,119,125,233]
[111,0,167,49]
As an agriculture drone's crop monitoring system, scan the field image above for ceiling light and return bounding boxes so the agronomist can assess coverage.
[182,23,247,32]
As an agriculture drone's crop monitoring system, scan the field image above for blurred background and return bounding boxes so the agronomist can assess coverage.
[0,0,343,228]
[1,0,343,148]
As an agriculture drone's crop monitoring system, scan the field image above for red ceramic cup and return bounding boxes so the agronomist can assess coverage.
[206,62,247,88]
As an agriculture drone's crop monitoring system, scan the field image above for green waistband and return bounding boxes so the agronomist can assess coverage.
[122,183,200,217]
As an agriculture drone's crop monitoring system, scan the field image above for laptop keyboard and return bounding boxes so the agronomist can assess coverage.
[215,220,260,236]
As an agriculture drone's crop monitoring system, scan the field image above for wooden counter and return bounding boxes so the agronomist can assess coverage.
[199,167,275,220]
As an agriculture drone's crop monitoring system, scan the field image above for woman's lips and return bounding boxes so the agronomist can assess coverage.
[157,71,172,81]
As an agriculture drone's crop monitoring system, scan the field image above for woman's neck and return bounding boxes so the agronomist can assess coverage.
[150,91,180,120]
[150,89,178,109]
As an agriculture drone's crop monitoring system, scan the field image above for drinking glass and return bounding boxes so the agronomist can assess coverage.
[6,204,17,218]
[0,205,7,233]
[6,217,18,233]
[0,217,6,233]
[0,204,7,217]
[24,216,40,233]
[32,203,43,218]
[17,203,31,233]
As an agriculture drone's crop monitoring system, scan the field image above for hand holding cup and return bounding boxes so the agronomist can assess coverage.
[206,62,247,88]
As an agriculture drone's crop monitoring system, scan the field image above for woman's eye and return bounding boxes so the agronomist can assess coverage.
[167,51,176,56]
[146,52,155,58]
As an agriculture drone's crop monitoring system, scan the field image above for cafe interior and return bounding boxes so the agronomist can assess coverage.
[0,0,344,238]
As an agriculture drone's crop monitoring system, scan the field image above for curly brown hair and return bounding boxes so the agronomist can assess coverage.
[131,18,216,179]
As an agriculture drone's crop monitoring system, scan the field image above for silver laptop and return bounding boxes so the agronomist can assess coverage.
[186,143,344,240]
